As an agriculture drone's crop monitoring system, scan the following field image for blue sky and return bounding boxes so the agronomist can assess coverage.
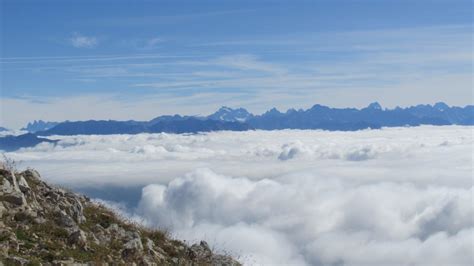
[1,0,472,128]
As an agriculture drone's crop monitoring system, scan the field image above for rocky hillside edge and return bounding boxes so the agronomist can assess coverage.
[0,165,240,265]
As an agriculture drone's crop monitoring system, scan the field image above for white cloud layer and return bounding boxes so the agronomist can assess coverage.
[4,126,473,265]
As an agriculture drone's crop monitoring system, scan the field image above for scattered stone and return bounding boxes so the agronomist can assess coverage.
[14,209,37,222]
[52,258,75,264]
[4,256,30,265]
[141,255,158,266]
[0,203,6,218]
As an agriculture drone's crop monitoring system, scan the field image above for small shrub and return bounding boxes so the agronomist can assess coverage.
[1,154,22,172]
[143,229,167,244]
[16,229,30,242]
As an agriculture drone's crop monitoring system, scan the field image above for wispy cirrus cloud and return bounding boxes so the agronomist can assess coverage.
[1,25,472,129]
[211,54,287,74]
[88,9,256,27]
[119,37,166,51]
[69,32,98,48]
[143,37,164,49]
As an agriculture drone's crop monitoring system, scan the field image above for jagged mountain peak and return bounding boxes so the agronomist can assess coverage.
[309,104,331,111]
[366,102,382,110]
[263,107,283,116]
[21,120,59,133]
[208,106,253,122]
[434,102,449,111]
[286,108,298,114]
[217,106,233,112]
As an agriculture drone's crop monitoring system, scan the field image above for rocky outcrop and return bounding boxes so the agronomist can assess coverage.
[0,166,240,265]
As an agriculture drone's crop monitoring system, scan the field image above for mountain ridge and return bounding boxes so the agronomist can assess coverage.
[0,133,58,152]
[8,102,474,140]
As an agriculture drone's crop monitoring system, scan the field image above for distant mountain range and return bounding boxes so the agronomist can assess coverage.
[245,102,473,130]
[27,102,473,136]
[1,102,472,151]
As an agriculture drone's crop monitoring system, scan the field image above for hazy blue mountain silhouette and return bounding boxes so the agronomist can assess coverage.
[244,102,472,130]
[39,120,148,135]
[0,133,58,151]
[0,127,8,132]
[37,117,249,136]
[22,102,473,136]
[148,117,250,133]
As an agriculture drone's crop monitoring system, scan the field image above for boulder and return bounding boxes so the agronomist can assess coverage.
[0,241,8,257]
[145,238,166,261]
[17,176,30,193]
[68,197,86,224]
[54,209,76,227]
[22,169,41,183]
[0,176,13,194]
[44,190,61,201]
[145,237,155,251]
[2,191,26,206]
[68,230,88,249]
[106,223,127,239]
[124,237,143,251]
[121,238,144,261]
[9,171,20,193]
[189,241,212,260]
[125,230,141,241]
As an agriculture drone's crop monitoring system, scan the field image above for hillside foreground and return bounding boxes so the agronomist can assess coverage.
[0,165,240,265]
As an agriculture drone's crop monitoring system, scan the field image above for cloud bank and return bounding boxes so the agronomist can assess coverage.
[137,169,472,265]
[4,126,473,265]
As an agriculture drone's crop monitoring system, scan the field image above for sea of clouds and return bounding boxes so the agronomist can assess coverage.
[4,126,473,265]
